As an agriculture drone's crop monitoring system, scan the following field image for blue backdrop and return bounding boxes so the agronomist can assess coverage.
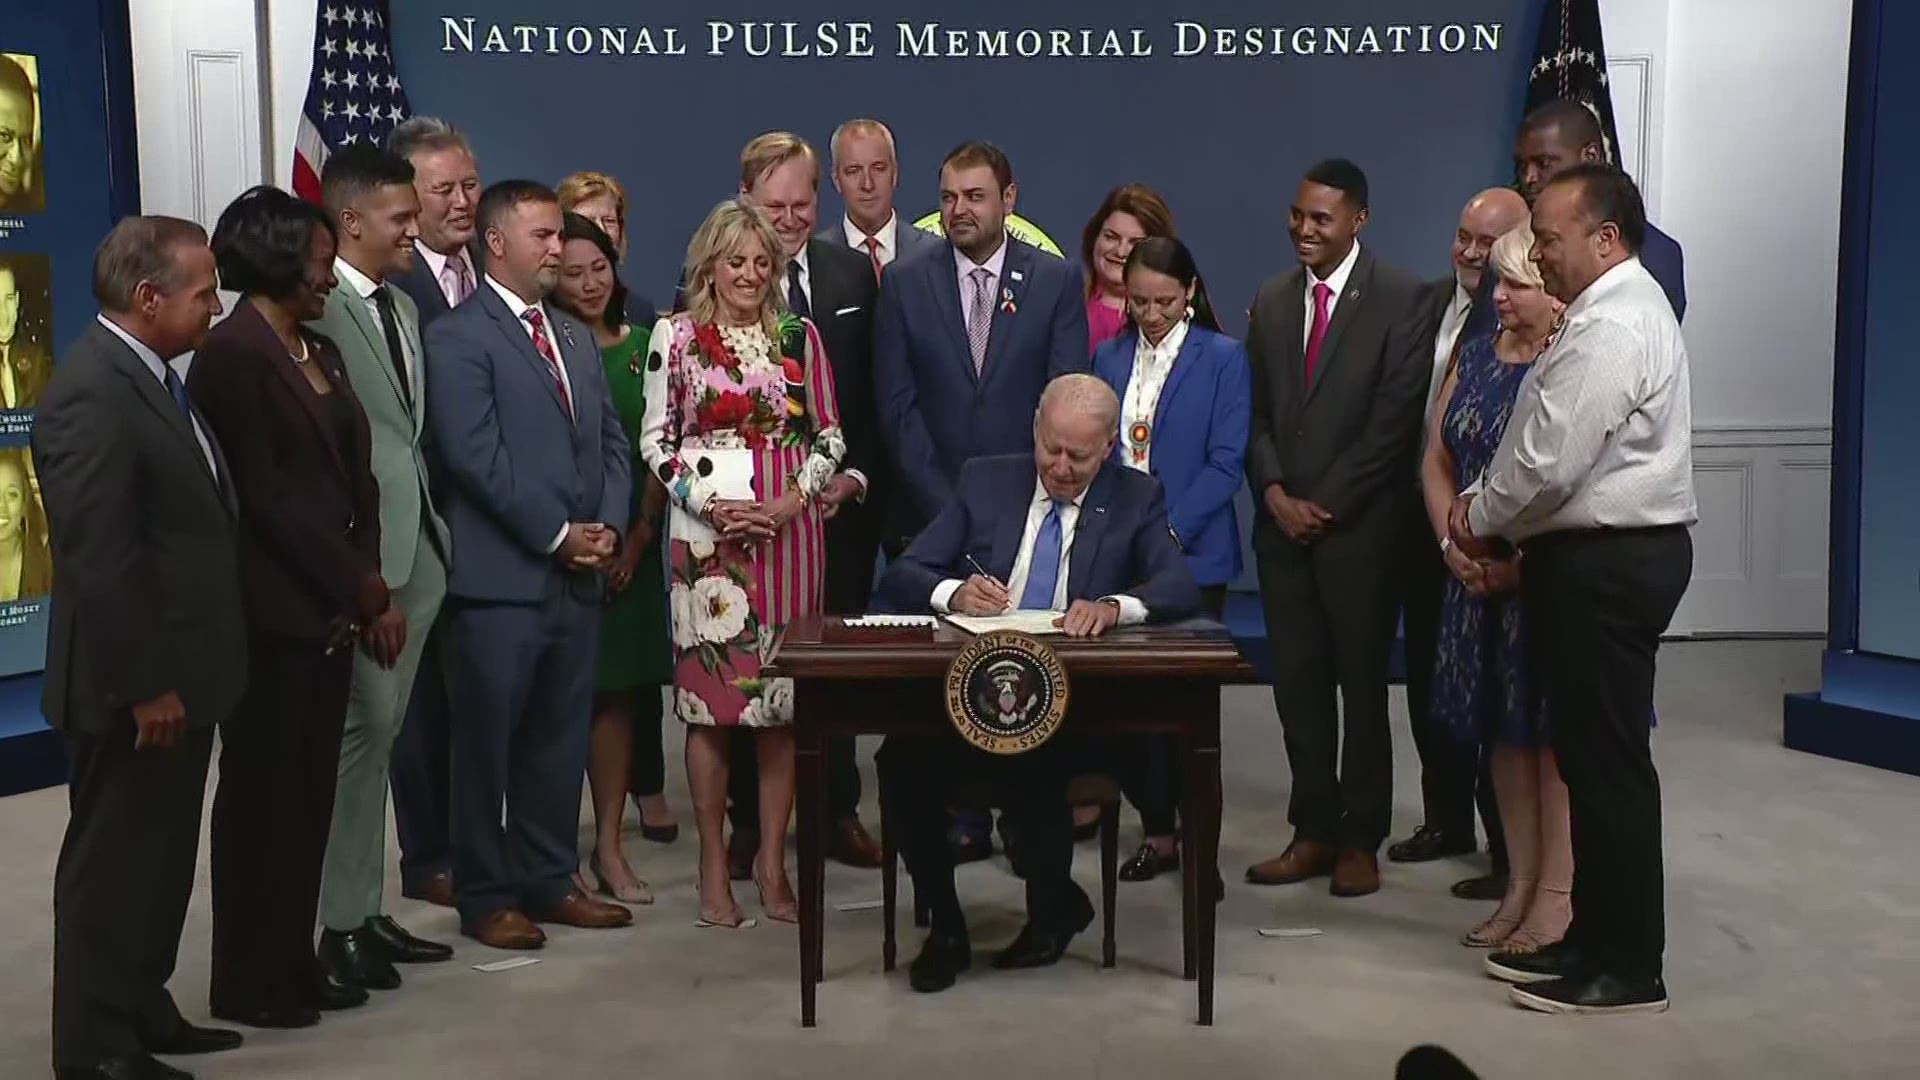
[390,0,1539,326]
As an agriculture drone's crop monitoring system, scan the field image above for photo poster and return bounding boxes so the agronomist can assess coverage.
[1,1,141,676]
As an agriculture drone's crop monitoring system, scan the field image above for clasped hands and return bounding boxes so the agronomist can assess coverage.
[1445,493,1519,597]
[1264,485,1334,544]
[950,574,1119,637]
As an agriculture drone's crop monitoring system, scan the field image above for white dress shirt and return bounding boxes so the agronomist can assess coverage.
[929,479,1148,625]
[416,241,476,308]
[1425,277,1473,423]
[483,275,577,553]
[844,211,900,267]
[1302,240,1362,350]
[954,234,1010,314]
[1120,318,1190,473]
[1467,257,1697,541]
[334,256,417,391]
[96,315,218,477]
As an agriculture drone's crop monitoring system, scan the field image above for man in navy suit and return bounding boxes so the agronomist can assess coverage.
[425,180,633,949]
[382,116,484,909]
[825,118,942,280]
[877,375,1200,993]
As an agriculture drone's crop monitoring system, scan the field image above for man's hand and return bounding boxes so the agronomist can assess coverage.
[1055,599,1120,638]
[816,475,862,521]
[131,690,187,751]
[360,608,408,669]
[1448,494,1493,561]
[763,490,807,533]
[709,500,776,543]
[606,536,645,593]
[559,522,617,568]
[1263,485,1333,543]
[1471,555,1522,598]
[951,574,1010,615]
[1442,542,1486,589]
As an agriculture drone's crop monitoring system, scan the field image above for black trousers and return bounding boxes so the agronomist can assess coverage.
[53,723,215,1069]
[1256,521,1401,851]
[391,613,452,893]
[622,684,667,799]
[1115,585,1228,836]
[209,635,352,1011]
[1523,525,1691,980]
[1391,500,1483,843]
[877,732,1080,934]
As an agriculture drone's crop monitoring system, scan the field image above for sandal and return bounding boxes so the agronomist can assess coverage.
[1497,926,1563,956]
[695,909,757,930]
[590,854,655,906]
[754,867,799,924]
[1461,911,1524,948]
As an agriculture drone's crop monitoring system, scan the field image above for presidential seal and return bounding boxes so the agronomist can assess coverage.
[944,631,1070,755]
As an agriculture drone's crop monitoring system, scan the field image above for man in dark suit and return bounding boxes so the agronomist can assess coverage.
[873,138,1090,859]
[877,375,1200,993]
[382,115,483,908]
[0,256,53,409]
[37,216,245,1079]
[721,131,886,871]
[425,180,633,949]
[1243,159,1433,899]
[825,117,942,279]
[1385,188,1528,875]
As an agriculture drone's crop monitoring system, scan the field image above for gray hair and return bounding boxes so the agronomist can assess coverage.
[91,215,209,311]
[830,118,897,166]
[386,115,472,164]
[1038,373,1120,431]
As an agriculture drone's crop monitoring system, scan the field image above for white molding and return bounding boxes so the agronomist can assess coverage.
[1693,424,1832,449]
[185,50,249,224]
[1673,425,1830,635]
[1608,52,1655,205]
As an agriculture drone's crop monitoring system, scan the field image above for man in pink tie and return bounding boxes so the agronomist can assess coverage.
[1242,159,1434,900]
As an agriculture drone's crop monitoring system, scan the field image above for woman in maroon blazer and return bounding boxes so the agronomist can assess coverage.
[189,186,402,1029]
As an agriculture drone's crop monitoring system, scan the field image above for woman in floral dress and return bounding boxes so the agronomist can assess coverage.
[638,199,849,928]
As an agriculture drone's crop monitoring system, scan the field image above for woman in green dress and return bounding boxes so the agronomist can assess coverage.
[551,213,672,904]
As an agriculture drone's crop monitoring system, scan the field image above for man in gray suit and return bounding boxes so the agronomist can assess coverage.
[310,146,456,992]
[1242,159,1433,900]
[38,217,245,1079]
[426,179,633,949]
[826,117,941,279]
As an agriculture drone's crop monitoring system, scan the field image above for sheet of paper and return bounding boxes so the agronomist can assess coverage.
[1256,927,1325,939]
[834,899,884,912]
[943,610,1066,636]
[842,615,937,628]
[472,957,543,973]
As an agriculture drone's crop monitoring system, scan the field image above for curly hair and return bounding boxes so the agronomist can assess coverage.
[681,199,788,338]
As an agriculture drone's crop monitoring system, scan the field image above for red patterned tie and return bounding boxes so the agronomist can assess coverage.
[864,237,884,283]
[1303,281,1332,385]
[520,306,572,420]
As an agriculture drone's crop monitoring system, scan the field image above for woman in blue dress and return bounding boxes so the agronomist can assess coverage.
[1424,225,1569,955]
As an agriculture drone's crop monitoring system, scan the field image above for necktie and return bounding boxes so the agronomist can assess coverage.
[786,260,811,319]
[372,285,412,403]
[1019,499,1066,610]
[1304,281,1333,384]
[864,237,884,284]
[442,253,474,306]
[966,267,993,375]
[520,307,572,420]
[161,361,194,421]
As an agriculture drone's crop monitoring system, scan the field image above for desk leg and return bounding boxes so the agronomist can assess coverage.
[796,695,824,1027]
[1180,730,1199,983]
[1188,707,1222,1027]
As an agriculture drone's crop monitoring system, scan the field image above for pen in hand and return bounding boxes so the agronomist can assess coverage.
[962,553,1012,613]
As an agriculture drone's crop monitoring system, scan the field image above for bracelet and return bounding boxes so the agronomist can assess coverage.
[1439,536,1454,555]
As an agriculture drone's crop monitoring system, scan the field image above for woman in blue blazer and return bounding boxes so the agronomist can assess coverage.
[1091,236,1250,882]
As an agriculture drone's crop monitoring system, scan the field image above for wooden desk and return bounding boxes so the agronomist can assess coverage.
[769,614,1258,1028]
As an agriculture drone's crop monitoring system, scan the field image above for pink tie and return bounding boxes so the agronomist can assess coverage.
[1304,281,1332,385]
[864,237,884,284]
[520,307,572,420]
[442,254,474,306]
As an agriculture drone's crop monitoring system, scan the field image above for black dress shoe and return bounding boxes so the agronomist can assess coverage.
[364,914,454,963]
[58,1053,194,1080]
[727,829,757,882]
[1387,825,1476,864]
[146,1020,243,1055]
[209,1002,321,1030]
[1118,842,1179,882]
[992,887,1095,970]
[1483,940,1590,985]
[1509,971,1670,1015]
[947,821,993,865]
[639,821,680,844]
[320,928,401,990]
[1452,872,1508,901]
[305,967,371,1011]
[907,931,972,993]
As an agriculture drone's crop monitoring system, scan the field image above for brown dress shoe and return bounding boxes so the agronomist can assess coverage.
[1330,849,1382,897]
[464,909,546,950]
[534,889,635,929]
[1245,839,1337,885]
[829,816,884,868]
[404,870,455,909]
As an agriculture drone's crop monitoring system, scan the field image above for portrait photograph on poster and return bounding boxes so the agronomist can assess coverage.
[0,446,48,603]
[0,253,51,412]
[0,53,42,216]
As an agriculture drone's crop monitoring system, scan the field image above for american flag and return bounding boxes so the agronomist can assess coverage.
[290,1,412,203]
[1525,0,1623,165]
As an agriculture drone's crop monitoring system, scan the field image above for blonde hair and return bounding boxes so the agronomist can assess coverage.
[739,131,819,192]
[556,171,628,255]
[1489,223,1544,290]
[683,199,789,334]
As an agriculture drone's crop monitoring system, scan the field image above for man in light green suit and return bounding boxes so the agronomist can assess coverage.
[310,146,456,990]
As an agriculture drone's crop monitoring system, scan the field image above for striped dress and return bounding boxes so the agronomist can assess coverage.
[637,313,845,727]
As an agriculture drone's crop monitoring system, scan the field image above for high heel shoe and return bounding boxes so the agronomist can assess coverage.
[639,822,680,844]
[1461,911,1524,948]
[753,869,799,924]
[590,854,654,906]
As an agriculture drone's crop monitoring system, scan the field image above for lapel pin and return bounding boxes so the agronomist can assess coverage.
[1010,269,1025,282]
[1348,289,1361,301]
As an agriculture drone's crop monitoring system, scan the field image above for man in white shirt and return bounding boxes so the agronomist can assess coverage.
[876,375,1198,993]
[827,118,940,278]
[1452,165,1695,1016]
[1385,187,1528,878]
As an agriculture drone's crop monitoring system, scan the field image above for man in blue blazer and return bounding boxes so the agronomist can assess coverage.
[873,140,1090,553]
[877,375,1200,993]
[425,180,633,949]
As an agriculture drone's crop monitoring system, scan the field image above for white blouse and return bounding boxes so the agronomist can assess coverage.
[1119,319,1190,472]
